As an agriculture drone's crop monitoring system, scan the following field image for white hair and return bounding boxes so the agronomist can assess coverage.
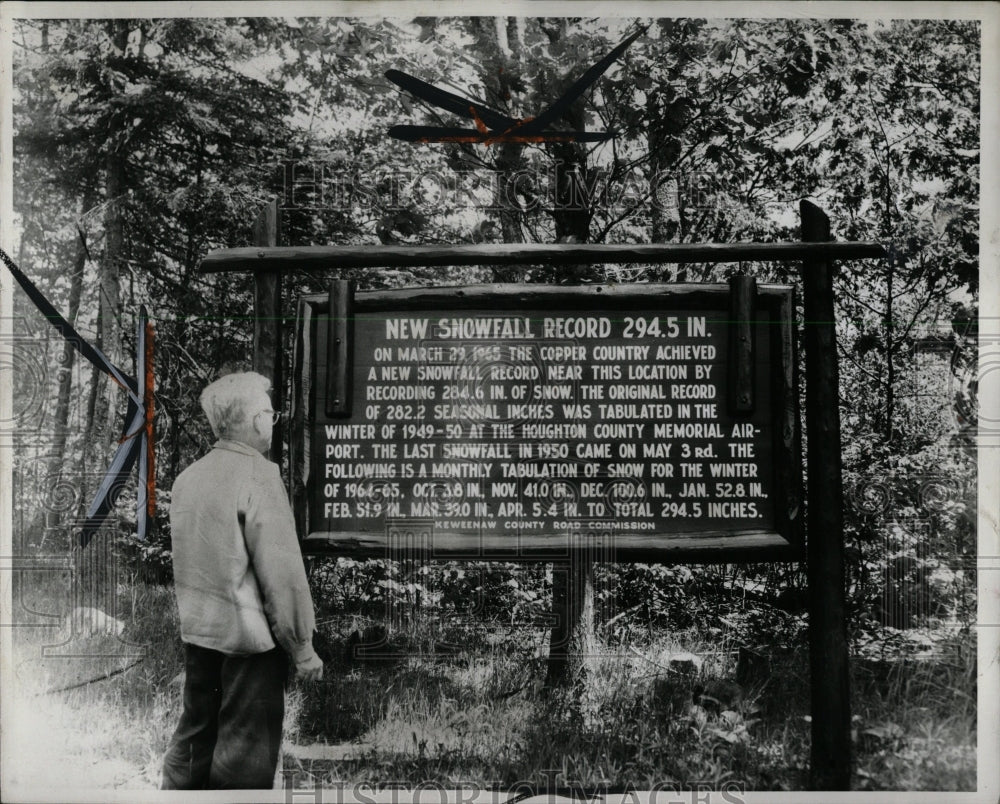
[199,372,271,439]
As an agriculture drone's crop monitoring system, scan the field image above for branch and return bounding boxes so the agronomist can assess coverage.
[887,291,936,355]
[837,278,886,318]
[836,341,885,386]
[592,187,659,242]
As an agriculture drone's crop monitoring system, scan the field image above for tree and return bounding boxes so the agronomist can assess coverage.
[13,17,302,549]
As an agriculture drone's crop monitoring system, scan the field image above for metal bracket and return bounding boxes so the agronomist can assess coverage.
[325,280,354,418]
[727,274,757,416]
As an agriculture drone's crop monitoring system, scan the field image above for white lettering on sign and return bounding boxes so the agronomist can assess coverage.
[314,309,776,534]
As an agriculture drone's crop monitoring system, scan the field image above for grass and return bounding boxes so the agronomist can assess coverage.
[2,571,977,794]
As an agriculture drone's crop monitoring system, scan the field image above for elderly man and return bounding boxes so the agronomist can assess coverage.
[161,371,323,790]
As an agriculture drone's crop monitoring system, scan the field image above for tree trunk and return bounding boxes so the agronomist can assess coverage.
[45,204,92,532]
[74,294,109,615]
[550,130,596,283]
[102,155,126,436]
[880,134,895,442]
[78,294,103,520]
[474,17,528,283]
[169,318,187,482]
[545,22,598,284]
[647,86,684,279]
[884,253,895,441]
[544,559,597,698]
[647,30,690,276]
[74,19,131,613]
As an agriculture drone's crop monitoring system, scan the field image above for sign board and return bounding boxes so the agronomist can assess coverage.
[291,283,802,561]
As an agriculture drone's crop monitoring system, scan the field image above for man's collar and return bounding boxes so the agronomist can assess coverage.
[213,439,264,458]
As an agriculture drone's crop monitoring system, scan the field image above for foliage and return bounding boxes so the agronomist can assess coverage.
[310,557,550,626]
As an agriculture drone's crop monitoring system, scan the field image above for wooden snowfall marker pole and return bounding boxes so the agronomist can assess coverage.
[544,545,596,698]
[800,199,852,789]
[543,532,618,706]
[542,267,612,708]
[253,199,284,465]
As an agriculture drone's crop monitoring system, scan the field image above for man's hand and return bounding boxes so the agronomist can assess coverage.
[295,652,324,682]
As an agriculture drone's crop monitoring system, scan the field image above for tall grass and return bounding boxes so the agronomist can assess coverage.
[288,616,974,791]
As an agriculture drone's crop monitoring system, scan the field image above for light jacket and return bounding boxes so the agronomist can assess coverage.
[169,439,316,666]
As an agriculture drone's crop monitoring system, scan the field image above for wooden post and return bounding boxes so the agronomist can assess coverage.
[325,281,354,419]
[542,530,617,712]
[544,554,596,695]
[253,199,283,465]
[727,274,757,416]
[544,263,597,707]
[799,200,851,790]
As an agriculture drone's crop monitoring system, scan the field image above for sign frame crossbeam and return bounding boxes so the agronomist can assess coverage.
[201,240,885,273]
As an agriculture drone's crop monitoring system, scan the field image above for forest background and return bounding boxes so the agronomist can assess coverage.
[1,10,987,794]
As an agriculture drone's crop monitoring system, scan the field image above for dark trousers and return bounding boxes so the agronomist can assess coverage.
[161,643,287,790]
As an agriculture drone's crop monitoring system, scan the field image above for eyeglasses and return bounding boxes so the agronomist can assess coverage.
[255,409,284,425]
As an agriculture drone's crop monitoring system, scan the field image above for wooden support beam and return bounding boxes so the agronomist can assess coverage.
[800,200,852,790]
[727,274,757,415]
[544,558,595,696]
[252,199,283,465]
[325,280,354,419]
[201,241,886,273]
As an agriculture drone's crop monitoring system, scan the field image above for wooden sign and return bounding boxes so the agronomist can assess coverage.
[291,282,802,561]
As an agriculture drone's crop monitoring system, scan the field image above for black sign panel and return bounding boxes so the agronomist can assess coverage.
[291,284,801,561]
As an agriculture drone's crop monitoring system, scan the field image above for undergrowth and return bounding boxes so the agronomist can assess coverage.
[3,566,976,793]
